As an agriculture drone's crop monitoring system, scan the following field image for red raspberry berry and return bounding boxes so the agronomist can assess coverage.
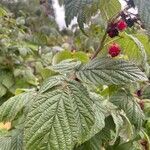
[117,20,127,31]
[108,43,121,57]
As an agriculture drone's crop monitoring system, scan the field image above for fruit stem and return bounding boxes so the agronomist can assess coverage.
[91,30,107,60]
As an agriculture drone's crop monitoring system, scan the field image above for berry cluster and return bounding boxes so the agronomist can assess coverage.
[107,16,137,38]
[107,9,138,38]
[106,0,144,57]
[107,19,127,38]
[107,12,138,57]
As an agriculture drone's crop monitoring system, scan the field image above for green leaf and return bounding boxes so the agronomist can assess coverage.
[39,75,65,93]
[107,141,133,150]
[64,0,121,32]
[73,51,89,63]
[0,129,23,150]
[111,112,124,144]
[119,112,134,141]
[75,116,116,150]
[110,89,145,129]
[0,6,8,17]
[77,9,87,35]
[52,50,89,65]
[0,92,36,122]
[125,34,147,65]
[52,50,72,65]
[64,0,96,30]
[115,34,148,65]
[11,130,23,150]
[0,84,7,98]
[23,68,38,86]
[117,141,136,150]
[0,136,12,150]
[133,0,150,34]
[25,81,95,150]
[52,59,81,74]
[0,69,14,89]
[40,68,57,79]
[76,57,148,86]
[74,134,102,150]
[98,116,116,142]
[99,0,121,20]
[141,85,150,99]
[85,93,107,141]
[135,34,150,64]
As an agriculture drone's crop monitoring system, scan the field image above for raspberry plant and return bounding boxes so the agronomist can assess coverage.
[0,0,150,150]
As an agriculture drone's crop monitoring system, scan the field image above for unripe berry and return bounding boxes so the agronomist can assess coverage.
[108,43,121,57]
[117,20,127,31]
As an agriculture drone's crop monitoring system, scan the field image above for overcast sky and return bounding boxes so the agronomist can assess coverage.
[52,0,133,30]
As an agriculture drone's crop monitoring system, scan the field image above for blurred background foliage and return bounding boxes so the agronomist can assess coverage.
[0,1,150,149]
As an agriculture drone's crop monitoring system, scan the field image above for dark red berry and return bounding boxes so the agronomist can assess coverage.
[107,23,119,38]
[125,18,135,28]
[137,89,142,97]
[108,43,121,57]
[117,20,127,31]
[107,28,119,38]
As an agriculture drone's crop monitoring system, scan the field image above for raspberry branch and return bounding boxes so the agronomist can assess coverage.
[91,30,108,60]
[91,6,131,60]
